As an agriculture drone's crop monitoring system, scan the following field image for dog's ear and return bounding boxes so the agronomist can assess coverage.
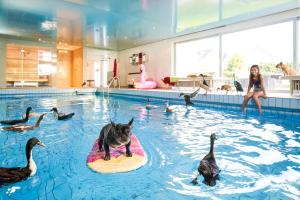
[110,119,116,127]
[128,117,134,128]
[280,62,283,65]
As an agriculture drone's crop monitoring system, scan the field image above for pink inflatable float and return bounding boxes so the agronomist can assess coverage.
[134,64,157,89]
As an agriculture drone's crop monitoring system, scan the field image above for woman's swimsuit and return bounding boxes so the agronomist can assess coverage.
[253,79,262,92]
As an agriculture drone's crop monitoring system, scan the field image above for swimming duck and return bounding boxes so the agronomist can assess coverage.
[191,133,220,186]
[165,101,173,113]
[73,91,86,95]
[2,114,46,132]
[50,107,75,120]
[0,107,32,125]
[179,87,200,107]
[23,112,41,119]
[0,137,45,187]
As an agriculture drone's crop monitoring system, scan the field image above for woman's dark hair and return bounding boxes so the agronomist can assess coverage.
[249,65,262,86]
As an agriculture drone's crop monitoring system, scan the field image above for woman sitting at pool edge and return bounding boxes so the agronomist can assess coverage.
[241,65,267,113]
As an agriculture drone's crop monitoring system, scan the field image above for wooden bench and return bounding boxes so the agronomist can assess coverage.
[13,81,39,87]
[6,74,49,87]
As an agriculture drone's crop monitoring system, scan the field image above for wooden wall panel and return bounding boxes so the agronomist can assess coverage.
[71,48,83,87]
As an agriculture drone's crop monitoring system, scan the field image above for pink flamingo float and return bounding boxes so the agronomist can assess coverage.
[134,64,157,89]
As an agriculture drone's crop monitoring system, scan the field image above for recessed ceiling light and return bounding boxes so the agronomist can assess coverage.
[64,0,86,5]
[41,21,57,31]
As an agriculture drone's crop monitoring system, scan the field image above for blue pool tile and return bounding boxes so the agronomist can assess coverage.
[289,99,299,109]
[215,95,220,102]
[275,98,283,108]
[282,98,290,109]
[269,98,276,107]
[210,95,215,102]
[261,98,268,107]
[228,95,234,104]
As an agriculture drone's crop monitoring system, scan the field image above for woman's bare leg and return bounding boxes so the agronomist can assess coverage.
[241,92,254,111]
[253,92,264,113]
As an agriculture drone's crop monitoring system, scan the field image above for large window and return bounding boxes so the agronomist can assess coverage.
[298,19,300,74]
[223,0,297,19]
[175,20,298,91]
[222,21,293,89]
[175,36,219,77]
[176,0,299,33]
[177,0,219,32]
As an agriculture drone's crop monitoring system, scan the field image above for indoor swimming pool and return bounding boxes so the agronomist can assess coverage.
[0,94,299,199]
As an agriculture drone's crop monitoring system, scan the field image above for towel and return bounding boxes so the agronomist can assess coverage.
[170,76,179,83]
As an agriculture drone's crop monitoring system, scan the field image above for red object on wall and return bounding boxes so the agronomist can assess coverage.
[138,53,143,64]
[113,59,117,78]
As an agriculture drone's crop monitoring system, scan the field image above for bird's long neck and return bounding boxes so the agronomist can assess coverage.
[209,137,215,155]
[53,111,58,119]
[24,109,30,121]
[34,116,43,127]
[26,144,37,176]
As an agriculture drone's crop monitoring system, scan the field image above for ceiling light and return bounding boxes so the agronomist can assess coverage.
[41,21,57,31]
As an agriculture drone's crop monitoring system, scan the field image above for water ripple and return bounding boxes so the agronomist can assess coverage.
[0,95,299,199]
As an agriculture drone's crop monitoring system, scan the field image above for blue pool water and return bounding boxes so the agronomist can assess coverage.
[0,94,299,200]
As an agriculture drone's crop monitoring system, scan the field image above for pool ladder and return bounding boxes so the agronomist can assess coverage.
[107,76,120,93]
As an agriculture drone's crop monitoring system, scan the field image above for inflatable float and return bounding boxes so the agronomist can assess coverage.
[134,64,157,89]
[86,135,147,173]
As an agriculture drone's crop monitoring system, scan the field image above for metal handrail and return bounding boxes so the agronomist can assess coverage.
[107,76,120,93]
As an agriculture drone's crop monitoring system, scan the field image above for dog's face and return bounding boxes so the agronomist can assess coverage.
[276,62,284,70]
[275,62,295,76]
[110,118,133,145]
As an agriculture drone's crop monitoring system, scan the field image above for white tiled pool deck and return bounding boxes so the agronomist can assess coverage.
[0,88,299,113]
[105,88,300,113]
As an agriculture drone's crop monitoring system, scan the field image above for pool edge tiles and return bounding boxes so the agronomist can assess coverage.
[0,88,97,97]
[102,88,300,114]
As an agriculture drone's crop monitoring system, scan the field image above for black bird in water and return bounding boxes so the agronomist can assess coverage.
[0,137,45,187]
[233,74,243,95]
[50,107,75,120]
[179,87,200,107]
[191,133,220,186]
[2,114,46,132]
[0,107,32,125]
